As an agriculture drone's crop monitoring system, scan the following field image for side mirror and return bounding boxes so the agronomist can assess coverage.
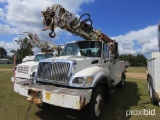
[58,45,64,56]
[113,42,118,54]
[110,41,118,59]
[54,50,58,56]
[30,71,37,81]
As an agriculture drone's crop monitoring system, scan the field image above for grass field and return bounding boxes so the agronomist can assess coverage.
[0,69,160,120]
[126,67,147,73]
[0,64,14,69]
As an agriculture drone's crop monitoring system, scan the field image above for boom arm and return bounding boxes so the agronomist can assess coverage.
[41,4,113,42]
[19,32,58,50]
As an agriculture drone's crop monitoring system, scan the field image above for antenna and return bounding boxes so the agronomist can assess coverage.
[158,22,160,52]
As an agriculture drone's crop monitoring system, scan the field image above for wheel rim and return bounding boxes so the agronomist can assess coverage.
[147,81,150,92]
[95,94,102,116]
[150,86,152,98]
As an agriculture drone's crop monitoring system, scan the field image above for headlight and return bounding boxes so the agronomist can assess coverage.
[73,77,84,84]
[72,76,94,84]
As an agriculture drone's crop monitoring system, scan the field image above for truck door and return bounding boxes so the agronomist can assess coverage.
[111,62,121,85]
[103,44,110,76]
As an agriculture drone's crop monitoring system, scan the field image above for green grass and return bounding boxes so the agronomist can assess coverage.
[0,71,160,120]
[103,78,160,120]
[0,64,14,69]
[126,67,147,73]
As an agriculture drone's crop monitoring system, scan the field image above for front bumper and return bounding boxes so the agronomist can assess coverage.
[11,77,31,83]
[14,80,92,110]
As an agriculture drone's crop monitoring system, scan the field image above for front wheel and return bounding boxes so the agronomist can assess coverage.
[85,86,104,120]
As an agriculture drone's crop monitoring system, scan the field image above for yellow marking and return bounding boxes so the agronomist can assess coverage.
[46,92,51,100]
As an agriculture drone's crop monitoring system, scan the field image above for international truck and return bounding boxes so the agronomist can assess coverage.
[13,4,126,120]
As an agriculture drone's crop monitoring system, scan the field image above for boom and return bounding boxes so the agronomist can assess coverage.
[19,32,58,50]
[41,4,113,42]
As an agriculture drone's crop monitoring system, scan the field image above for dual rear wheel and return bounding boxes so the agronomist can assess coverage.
[147,77,158,105]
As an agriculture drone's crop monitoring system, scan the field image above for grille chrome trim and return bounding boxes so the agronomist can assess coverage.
[36,60,74,85]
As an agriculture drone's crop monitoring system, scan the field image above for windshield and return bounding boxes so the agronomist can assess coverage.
[34,53,54,61]
[60,41,102,57]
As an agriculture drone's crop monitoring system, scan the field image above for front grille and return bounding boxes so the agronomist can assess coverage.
[17,65,29,74]
[37,62,70,83]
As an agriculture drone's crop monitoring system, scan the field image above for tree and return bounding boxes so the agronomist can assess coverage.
[11,37,33,64]
[135,54,147,66]
[0,47,7,58]
[119,54,147,66]
[41,48,54,52]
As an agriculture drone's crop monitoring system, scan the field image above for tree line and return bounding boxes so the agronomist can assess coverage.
[119,54,147,66]
[0,37,34,64]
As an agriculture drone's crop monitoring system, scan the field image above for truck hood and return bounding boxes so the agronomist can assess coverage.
[47,56,101,72]
[17,61,39,67]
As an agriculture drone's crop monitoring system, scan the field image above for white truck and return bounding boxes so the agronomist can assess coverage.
[11,52,57,82]
[147,52,160,106]
[11,32,60,82]
[13,4,126,120]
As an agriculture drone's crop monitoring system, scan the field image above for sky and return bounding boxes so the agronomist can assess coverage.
[0,0,160,58]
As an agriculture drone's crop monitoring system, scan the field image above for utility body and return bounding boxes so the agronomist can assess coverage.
[147,52,160,106]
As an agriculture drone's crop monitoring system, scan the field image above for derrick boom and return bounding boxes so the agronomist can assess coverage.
[19,32,58,50]
[41,4,113,42]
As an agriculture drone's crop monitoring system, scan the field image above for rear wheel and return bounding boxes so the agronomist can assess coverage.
[117,73,125,88]
[147,80,150,93]
[149,86,158,105]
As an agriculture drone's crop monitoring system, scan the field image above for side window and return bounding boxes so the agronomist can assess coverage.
[104,45,109,58]
[66,47,73,55]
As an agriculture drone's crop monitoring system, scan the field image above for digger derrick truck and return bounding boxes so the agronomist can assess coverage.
[13,4,126,120]
[11,32,59,82]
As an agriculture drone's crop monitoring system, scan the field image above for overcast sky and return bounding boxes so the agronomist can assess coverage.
[0,0,160,58]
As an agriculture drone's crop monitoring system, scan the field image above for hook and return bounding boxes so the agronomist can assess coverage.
[49,31,56,38]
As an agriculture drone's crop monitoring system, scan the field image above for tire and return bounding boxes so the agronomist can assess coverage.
[85,86,104,120]
[149,86,158,105]
[117,73,125,88]
[147,80,150,93]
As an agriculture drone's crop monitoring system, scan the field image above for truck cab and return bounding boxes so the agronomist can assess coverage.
[35,40,124,88]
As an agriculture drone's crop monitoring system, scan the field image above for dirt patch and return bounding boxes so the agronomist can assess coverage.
[0,69,13,71]
[126,72,147,79]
